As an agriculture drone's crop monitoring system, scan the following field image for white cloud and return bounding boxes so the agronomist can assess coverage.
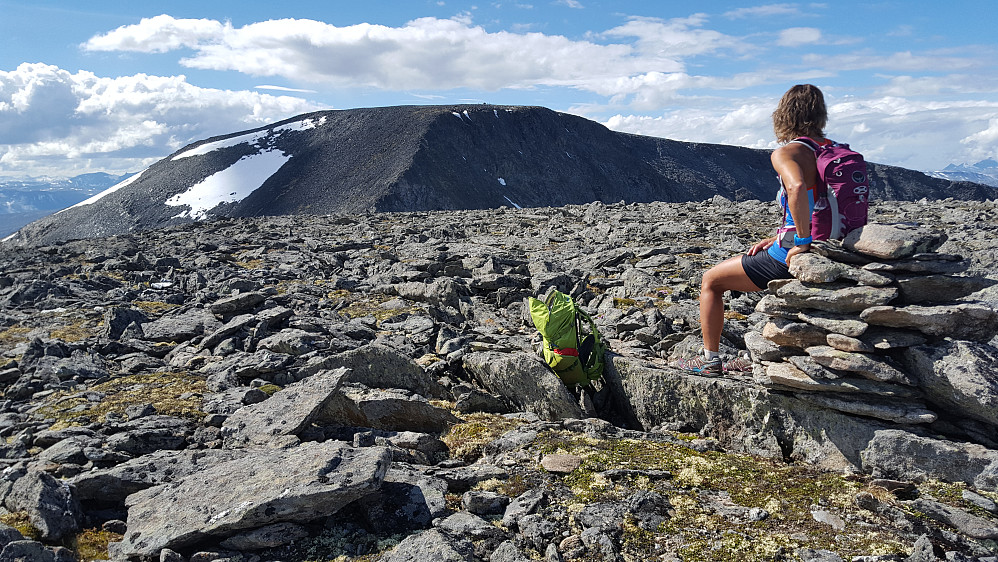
[0,63,322,177]
[84,14,226,53]
[81,14,741,95]
[255,85,319,93]
[723,4,800,19]
[556,0,583,8]
[604,95,998,170]
[776,27,822,47]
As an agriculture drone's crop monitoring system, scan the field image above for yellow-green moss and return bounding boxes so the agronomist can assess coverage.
[0,512,41,541]
[441,413,526,462]
[36,371,205,429]
[530,430,913,561]
[132,301,180,317]
[258,384,282,396]
[0,325,32,346]
[71,528,123,562]
[49,318,96,342]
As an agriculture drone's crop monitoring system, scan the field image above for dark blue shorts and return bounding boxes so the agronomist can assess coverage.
[741,251,792,290]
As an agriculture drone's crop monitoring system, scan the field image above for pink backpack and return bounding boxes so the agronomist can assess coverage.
[794,137,870,240]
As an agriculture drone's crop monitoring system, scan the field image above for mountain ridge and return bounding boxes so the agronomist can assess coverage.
[5,104,994,246]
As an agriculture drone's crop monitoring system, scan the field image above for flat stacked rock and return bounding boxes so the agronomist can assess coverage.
[747,223,998,435]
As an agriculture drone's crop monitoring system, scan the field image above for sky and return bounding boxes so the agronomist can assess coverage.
[1,0,997,179]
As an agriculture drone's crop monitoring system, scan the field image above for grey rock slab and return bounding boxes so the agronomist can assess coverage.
[962,490,998,514]
[462,490,509,516]
[104,415,192,456]
[221,368,348,448]
[744,330,793,363]
[0,541,55,562]
[861,303,998,343]
[428,464,511,494]
[322,384,460,433]
[805,346,912,385]
[758,361,920,397]
[0,524,23,548]
[863,254,969,275]
[208,291,267,316]
[788,252,894,286]
[115,441,392,558]
[217,522,309,550]
[71,449,244,503]
[910,498,998,539]
[858,327,927,350]
[379,528,475,562]
[502,487,545,528]
[316,344,448,400]
[490,541,531,562]
[825,333,874,353]
[762,319,827,349]
[897,274,992,304]
[356,465,449,534]
[861,429,998,491]
[609,354,894,471]
[199,314,256,350]
[797,393,937,425]
[901,340,998,428]
[435,512,504,540]
[797,310,869,337]
[776,280,898,314]
[843,223,948,260]
[256,328,327,355]
[3,471,81,541]
[141,307,221,343]
[462,351,582,421]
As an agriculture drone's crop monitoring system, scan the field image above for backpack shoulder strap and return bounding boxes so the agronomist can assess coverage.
[789,136,820,151]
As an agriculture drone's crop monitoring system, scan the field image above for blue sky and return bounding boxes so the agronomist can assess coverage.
[1,0,996,178]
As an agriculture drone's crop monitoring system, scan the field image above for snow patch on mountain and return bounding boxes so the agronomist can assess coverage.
[926,159,998,188]
[172,116,327,161]
[166,149,291,220]
[61,171,145,213]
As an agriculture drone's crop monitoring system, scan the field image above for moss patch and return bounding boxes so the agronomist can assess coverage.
[0,512,40,541]
[531,430,913,561]
[0,325,32,347]
[441,413,526,463]
[132,301,180,318]
[36,371,205,429]
[71,527,124,562]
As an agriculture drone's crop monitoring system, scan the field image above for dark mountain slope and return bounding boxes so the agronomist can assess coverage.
[6,104,993,246]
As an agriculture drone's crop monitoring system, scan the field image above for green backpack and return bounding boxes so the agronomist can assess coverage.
[528,290,607,387]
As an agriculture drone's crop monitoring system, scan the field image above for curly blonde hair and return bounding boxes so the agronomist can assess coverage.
[772,84,827,143]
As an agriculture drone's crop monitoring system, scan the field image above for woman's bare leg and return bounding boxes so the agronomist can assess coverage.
[699,255,765,352]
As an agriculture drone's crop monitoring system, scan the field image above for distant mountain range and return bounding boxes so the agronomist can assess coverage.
[927,159,998,188]
[0,172,133,237]
[4,105,995,246]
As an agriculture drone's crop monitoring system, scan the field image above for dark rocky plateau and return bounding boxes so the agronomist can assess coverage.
[6,104,994,247]
[0,196,997,561]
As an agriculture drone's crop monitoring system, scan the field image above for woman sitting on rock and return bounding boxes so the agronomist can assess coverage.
[677,84,831,376]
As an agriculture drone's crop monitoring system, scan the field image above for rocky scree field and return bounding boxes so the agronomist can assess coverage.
[0,197,996,561]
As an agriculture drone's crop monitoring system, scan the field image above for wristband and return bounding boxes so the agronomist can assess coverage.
[793,235,813,246]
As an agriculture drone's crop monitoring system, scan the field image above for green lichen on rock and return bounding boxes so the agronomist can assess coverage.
[71,527,124,562]
[0,511,40,541]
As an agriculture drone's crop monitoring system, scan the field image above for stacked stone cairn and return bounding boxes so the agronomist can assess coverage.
[746,222,998,446]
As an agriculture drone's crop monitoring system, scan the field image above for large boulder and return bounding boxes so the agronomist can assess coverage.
[321,384,460,433]
[314,344,449,400]
[606,355,893,471]
[860,303,998,342]
[843,223,948,260]
[3,471,81,541]
[111,441,392,558]
[462,352,582,421]
[71,449,243,504]
[901,340,998,428]
[221,368,349,448]
[861,430,998,491]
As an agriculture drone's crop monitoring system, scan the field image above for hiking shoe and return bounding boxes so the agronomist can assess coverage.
[676,354,722,376]
[723,353,752,373]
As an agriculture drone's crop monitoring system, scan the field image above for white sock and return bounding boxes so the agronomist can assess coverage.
[704,349,720,361]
